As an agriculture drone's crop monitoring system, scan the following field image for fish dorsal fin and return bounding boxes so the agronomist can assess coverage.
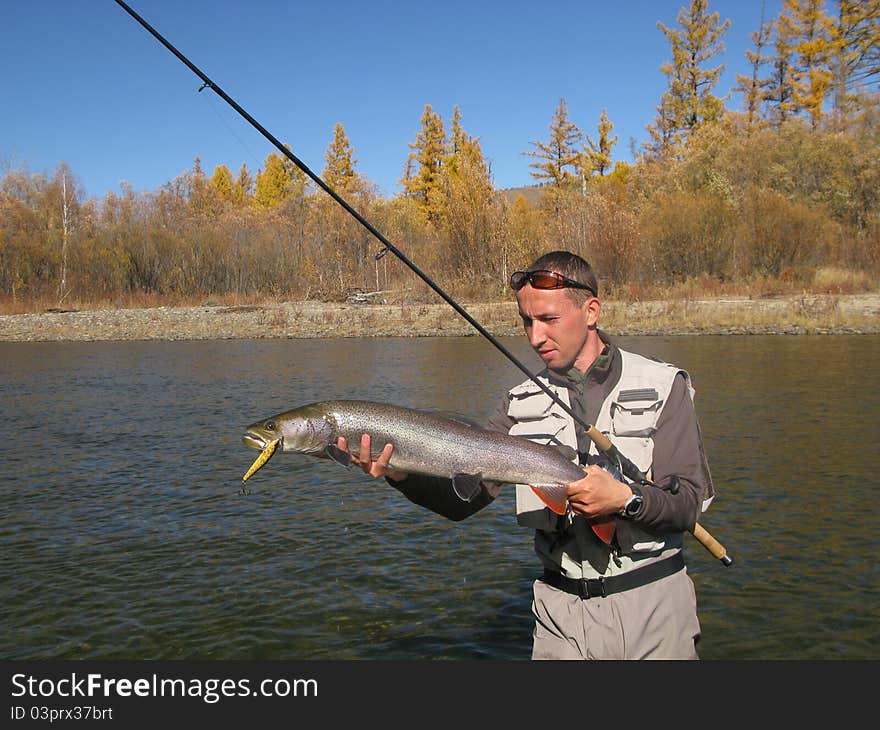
[452,473,483,502]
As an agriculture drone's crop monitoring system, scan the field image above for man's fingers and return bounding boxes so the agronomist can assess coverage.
[359,433,372,464]
[375,443,394,468]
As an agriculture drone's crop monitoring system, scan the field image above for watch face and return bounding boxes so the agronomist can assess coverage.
[625,495,643,516]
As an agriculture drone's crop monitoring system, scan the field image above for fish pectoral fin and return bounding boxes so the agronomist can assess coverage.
[324,444,353,467]
[529,484,568,515]
[452,473,483,502]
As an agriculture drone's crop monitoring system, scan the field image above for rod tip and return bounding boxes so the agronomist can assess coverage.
[720,555,733,567]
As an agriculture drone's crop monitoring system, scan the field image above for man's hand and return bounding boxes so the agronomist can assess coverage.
[336,433,409,483]
[565,464,633,520]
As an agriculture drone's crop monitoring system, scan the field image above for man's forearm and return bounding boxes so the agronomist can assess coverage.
[637,374,712,533]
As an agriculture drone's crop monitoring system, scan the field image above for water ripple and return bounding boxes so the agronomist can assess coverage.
[1,336,877,659]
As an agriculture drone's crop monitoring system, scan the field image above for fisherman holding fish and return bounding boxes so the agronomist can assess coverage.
[332,251,714,660]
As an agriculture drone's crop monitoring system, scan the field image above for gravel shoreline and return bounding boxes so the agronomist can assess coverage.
[0,294,878,342]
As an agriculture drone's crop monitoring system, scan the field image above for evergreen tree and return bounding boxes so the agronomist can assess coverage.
[188,157,215,217]
[254,151,298,209]
[210,164,235,201]
[643,93,684,158]
[649,0,731,149]
[233,163,254,204]
[583,109,619,178]
[524,98,582,188]
[832,0,880,123]
[777,0,835,129]
[323,122,358,192]
[401,104,448,223]
[449,105,467,157]
[445,106,492,188]
[734,9,777,131]
[765,15,798,126]
[440,105,495,268]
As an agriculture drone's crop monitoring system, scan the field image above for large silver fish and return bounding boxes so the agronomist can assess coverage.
[241,399,588,514]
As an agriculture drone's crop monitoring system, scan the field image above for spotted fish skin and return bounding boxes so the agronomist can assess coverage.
[241,399,586,512]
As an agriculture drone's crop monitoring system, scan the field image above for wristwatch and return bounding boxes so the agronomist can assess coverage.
[620,485,644,519]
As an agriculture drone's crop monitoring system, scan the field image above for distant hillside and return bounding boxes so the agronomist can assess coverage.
[496,184,543,206]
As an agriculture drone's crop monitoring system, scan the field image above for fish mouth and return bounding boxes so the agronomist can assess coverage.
[242,432,279,450]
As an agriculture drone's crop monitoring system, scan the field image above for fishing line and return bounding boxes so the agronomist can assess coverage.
[114,0,730,565]
[200,88,266,176]
[112,0,592,446]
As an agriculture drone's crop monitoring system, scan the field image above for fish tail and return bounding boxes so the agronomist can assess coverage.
[529,484,568,515]
[591,520,616,544]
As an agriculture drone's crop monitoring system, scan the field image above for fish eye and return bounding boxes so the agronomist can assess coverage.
[265,421,276,431]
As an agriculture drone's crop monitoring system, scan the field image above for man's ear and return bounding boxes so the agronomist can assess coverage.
[583,296,601,327]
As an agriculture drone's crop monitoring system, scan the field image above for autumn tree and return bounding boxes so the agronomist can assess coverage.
[233,163,254,204]
[253,150,304,209]
[0,170,44,298]
[318,122,371,291]
[643,94,683,159]
[504,194,545,279]
[186,157,215,218]
[777,0,836,129]
[734,9,777,131]
[46,162,81,301]
[323,122,358,192]
[648,0,731,153]
[210,164,235,201]
[524,98,582,189]
[831,0,880,124]
[582,109,619,179]
[765,13,798,126]
[440,106,496,270]
[401,104,448,224]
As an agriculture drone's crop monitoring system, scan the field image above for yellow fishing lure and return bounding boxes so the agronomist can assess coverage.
[242,438,279,482]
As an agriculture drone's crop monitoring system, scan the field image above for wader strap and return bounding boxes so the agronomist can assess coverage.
[540,551,685,599]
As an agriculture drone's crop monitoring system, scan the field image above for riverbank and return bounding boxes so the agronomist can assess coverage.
[0,293,878,341]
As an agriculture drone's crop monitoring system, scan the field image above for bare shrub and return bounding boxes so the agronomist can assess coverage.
[736,188,837,276]
[639,191,735,281]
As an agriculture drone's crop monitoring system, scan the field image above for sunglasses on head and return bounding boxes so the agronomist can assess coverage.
[509,269,597,297]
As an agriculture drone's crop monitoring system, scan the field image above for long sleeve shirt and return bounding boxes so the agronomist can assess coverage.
[388,337,713,537]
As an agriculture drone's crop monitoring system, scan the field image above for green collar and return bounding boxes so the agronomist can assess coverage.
[548,331,615,390]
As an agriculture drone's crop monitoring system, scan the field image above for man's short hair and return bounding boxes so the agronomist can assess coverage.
[527,251,599,306]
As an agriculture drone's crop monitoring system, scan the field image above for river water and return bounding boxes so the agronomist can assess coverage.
[1,335,877,660]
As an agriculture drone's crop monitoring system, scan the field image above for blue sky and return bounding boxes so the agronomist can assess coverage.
[2,0,782,201]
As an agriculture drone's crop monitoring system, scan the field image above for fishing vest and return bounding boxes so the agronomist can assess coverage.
[507,348,706,578]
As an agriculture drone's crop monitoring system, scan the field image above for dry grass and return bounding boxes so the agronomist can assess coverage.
[1,269,878,340]
[2,268,878,317]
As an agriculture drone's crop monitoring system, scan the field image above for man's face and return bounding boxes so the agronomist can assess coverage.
[516,285,597,372]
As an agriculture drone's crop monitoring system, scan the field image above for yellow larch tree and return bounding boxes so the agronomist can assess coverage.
[582,109,619,180]
[777,0,836,129]
[649,0,731,151]
[524,97,582,190]
[401,104,448,224]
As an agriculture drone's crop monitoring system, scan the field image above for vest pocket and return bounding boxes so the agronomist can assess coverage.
[508,388,554,420]
[610,394,663,437]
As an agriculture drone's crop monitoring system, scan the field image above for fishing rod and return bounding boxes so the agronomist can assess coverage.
[114,0,730,566]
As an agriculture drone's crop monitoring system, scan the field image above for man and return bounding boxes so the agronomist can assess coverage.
[340,251,714,660]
